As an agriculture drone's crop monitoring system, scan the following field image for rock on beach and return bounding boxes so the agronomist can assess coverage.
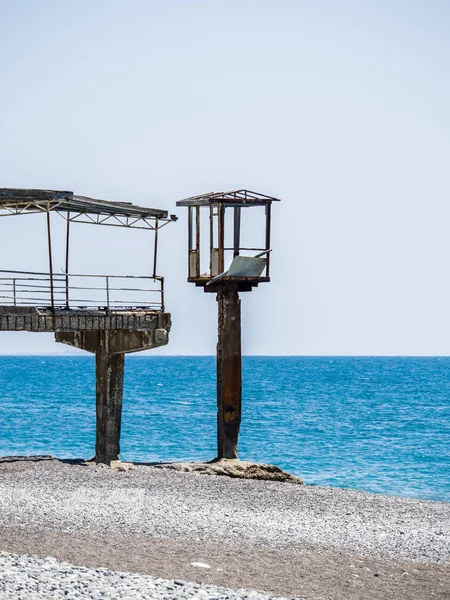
[152,458,304,484]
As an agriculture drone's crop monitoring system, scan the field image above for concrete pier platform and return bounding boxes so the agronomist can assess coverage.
[0,305,172,465]
[0,306,170,338]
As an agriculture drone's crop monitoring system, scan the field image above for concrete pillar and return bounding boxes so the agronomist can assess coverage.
[216,285,242,459]
[95,333,125,465]
[55,327,173,465]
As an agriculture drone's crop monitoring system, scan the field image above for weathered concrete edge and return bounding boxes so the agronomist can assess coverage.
[0,308,171,333]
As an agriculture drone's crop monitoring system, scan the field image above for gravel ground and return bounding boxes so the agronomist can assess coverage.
[0,456,448,563]
[0,456,449,600]
[0,553,290,600]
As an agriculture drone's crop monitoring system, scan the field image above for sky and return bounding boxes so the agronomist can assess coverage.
[0,0,450,355]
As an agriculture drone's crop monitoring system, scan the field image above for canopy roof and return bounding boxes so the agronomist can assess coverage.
[176,189,280,207]
[0,188,169,220]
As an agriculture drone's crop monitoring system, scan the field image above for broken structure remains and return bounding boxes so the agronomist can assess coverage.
[176,189,280,459]
[0,188,176,464]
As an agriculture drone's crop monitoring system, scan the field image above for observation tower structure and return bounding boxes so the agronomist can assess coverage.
[176,189,279,459]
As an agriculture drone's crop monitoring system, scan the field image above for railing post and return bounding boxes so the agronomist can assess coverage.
[106,276,110,309]
[13,279,16,307]
[160,277,165,312]
[65,213,70,309]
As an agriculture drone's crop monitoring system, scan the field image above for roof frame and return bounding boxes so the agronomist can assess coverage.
[176,188,280,207]
[0,188,175,230]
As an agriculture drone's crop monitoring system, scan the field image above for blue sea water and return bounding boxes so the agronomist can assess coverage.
[0,356,449,503]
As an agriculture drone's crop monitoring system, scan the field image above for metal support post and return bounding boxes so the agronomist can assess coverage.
[216,283,242,459]
[46,209,55,310]
[153,219,159,278]
[65,213,70,308]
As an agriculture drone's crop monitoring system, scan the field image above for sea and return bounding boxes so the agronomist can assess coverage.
[0,356,449,503]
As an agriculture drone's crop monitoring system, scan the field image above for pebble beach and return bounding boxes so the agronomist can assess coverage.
[0,553,285,600]
[0,456,449,599]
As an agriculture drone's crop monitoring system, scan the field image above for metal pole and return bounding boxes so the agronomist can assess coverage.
[195,206,200,277]
[218,204,225,274]
[46,208,55,310]
[13,279,16,306]
[152,219,159,278]
[265,202,272,277]
[209,204,214,274]
[188,206,192,278]
[233,206,241,258]
[65,213,70,309]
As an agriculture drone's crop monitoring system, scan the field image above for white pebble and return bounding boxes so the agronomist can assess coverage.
[190,562,211,569]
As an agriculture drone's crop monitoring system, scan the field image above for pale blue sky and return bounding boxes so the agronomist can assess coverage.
[1,0,449,355]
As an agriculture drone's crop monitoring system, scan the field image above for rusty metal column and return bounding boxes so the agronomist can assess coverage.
[216,283,242,459]
[95,331,125,465]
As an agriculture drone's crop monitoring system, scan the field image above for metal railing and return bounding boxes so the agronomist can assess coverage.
[0,269,164,311]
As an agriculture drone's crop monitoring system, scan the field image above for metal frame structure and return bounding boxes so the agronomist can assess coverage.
[0,188,177,312]
[177,189,280,289]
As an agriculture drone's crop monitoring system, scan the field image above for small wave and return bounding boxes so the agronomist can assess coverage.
[169,401,192,405]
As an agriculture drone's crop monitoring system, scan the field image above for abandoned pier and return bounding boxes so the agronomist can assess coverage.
[0,187,279,465]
